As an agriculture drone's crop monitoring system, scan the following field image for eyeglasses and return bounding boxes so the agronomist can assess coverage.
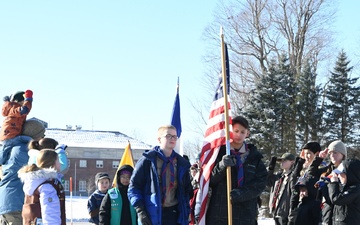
[163,134,178,140]
[120,175,131,180]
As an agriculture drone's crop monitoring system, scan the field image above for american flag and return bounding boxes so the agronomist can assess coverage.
[198,43,231,225]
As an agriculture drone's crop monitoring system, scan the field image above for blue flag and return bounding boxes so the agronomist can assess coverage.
[171,77,182,138]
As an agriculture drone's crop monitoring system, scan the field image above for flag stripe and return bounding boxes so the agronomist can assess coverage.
[208,101,231,119]
[198,43,231,225]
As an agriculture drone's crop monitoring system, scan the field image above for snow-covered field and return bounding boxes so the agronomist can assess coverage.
[65,196,274,225]
[66,196,89,223]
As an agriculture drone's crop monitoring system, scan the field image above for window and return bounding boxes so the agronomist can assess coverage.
[96,160,103,168]
[112,161,119,169]
[63,180,69,191]
[79,160,87,168]
[79,180,87,192]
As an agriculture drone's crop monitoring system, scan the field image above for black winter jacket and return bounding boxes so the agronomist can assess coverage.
[309,157,335,225]
[289,175,321,225]
[328,159,360,225]
[290,196,321,225]
[206,144,267,225]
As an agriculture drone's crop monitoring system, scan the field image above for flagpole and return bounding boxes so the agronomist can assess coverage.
[220,26,233,225]
[70,176,73,225]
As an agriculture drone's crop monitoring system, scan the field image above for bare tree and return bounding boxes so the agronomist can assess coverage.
[182,137,202,163]
[202,0,336,90]
[195,0,337,151]
[87,176,96,196]
[268,0,335,79]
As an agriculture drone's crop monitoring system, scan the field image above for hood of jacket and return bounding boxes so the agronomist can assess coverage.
[18,167,59,196]
[116,164,134,188]
[295,174,318,199]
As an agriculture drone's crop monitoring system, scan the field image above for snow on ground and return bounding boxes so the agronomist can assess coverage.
[65,196,274,225]
[66,196,89,223]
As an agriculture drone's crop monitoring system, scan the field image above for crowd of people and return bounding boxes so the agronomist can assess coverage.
[0,89,359,225]
[267,140,360,225]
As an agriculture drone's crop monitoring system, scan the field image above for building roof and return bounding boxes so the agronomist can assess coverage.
[45,128,152,149]
[1,117,152,149]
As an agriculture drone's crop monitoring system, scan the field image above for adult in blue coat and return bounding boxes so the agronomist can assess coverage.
[0,119,45,225]
[128,125,192,225]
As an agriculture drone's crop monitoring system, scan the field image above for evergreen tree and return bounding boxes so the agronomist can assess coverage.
[243,56,296,158]
[296,62,323,143]
[324,50,360,144]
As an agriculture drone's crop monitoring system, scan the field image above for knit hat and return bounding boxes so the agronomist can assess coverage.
[328,140,347,159]
[277,152,296,161]
[10,91,25,102]
[120,170,132,176]
[117,165,133,177]
[95,172,110,185]
[22,119,46,140]
[302,141,321,154]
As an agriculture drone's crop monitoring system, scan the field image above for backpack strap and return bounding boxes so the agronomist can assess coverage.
[24,180,54,205]
[37,179,62,196]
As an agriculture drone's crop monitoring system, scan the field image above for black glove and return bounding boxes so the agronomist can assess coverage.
[136,206,152,225]
[3,96,10,102]
[230,188,242,204]
[268,156,277,171]
[220,155,236,168]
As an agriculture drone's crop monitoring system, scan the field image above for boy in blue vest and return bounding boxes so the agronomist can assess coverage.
[88,172,111,224]
[99,165,137,225]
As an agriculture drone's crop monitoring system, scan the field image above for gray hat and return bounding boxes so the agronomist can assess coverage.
[277,152,296,161]
[22,119,45,140]
[95,172,110,185]
[328,140,347,159]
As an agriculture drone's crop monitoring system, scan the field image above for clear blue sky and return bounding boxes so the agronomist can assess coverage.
[0,1,358,146]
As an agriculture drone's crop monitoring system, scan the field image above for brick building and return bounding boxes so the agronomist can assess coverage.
[44,126,152,196]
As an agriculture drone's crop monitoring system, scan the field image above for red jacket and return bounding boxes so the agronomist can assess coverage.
[1,99,32,141]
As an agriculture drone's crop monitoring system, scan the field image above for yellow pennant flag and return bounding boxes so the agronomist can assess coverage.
[113,141,135,187]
